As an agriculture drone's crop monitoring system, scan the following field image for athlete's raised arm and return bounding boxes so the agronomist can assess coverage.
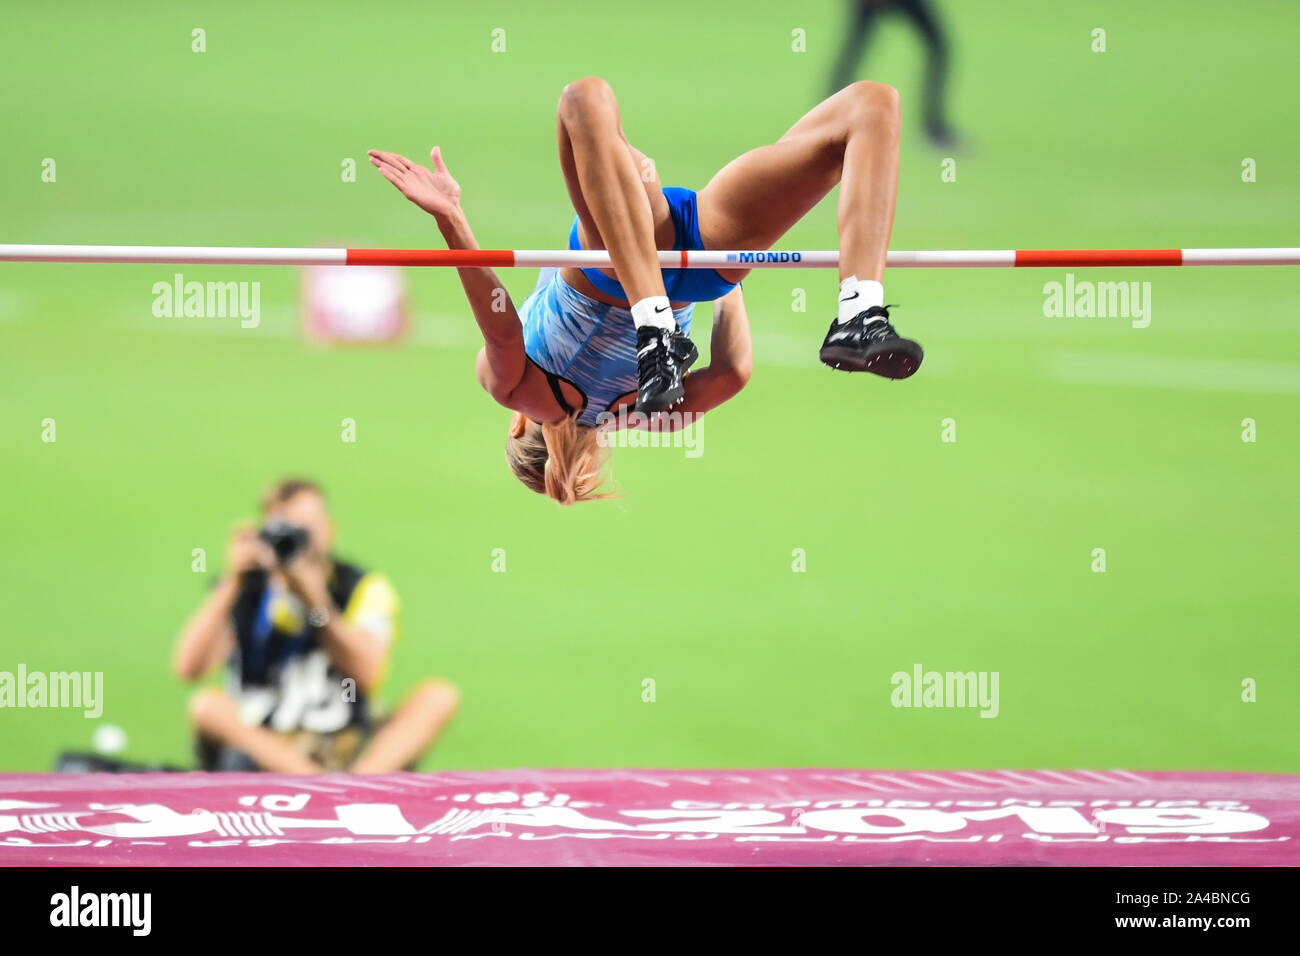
[368,147,527,400]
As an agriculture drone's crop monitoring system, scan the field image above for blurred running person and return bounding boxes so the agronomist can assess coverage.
[828,0,959,148]
[370,76,920,504]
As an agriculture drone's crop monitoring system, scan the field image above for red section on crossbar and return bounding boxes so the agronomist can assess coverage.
[1015,248,1183,267]
[2,769,1296,866]
[346,248,516,267]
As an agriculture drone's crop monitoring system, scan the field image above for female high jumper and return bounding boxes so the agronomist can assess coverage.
[369,77,922,504]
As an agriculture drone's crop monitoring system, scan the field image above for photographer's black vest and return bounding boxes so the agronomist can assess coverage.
[227,558,370,732]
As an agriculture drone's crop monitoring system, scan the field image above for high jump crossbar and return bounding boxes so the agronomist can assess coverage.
[0,244,1298,268]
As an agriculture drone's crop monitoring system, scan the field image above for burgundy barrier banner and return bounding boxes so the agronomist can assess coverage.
[1,769,1296,866]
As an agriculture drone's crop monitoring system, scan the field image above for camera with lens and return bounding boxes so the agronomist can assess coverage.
[258,519,310,564]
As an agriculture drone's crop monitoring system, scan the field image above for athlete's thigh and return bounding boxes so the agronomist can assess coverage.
[555,115,672,251]
[696,90,854,252]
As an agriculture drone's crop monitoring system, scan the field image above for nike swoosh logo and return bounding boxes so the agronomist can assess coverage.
[653,305,670,314]
[838,291,860,303]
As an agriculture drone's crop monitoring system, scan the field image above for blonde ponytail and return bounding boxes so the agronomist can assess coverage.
[505,415,613,505]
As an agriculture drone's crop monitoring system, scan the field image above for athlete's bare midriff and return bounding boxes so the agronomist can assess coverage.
[560,265,747,309]
[562,213,695,309]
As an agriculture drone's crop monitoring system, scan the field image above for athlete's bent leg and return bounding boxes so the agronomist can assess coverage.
[698,80,900,282]
[556,77,666,305]
[556,76,698,409]
[697,81,921,378]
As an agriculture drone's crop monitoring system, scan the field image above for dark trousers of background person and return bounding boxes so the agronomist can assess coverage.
[828,0,955,146]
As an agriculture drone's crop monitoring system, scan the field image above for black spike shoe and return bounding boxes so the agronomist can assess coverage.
[636,324,699,412]
[819,305,923,379]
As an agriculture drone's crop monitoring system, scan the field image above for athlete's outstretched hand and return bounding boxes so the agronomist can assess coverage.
[368,147,461,218]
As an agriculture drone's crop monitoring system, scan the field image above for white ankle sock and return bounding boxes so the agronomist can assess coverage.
[837,275,884,323]
[630,295,674,330]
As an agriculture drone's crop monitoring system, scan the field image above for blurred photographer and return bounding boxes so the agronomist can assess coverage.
[173,478,458,772]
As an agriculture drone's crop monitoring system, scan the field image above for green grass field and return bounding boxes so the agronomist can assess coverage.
[1,1,1297,773]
